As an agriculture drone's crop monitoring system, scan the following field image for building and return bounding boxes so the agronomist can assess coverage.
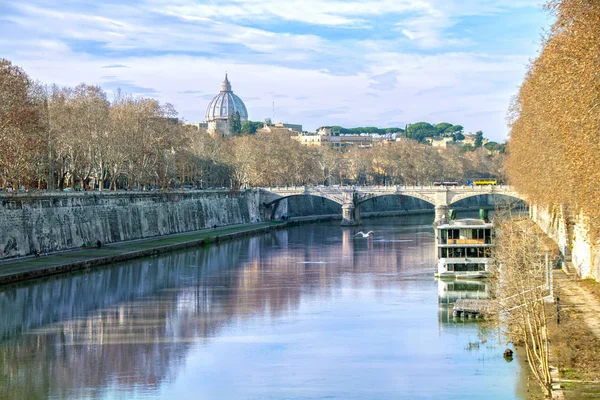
[295,126,400,148]
[329,135,375,148]
[461,132,489,147]
[259,121,304,136]
[205,74,248,137]
[295,133,376,148]
[425,136,454,148]
[317,126,333,136]
[184,122,208,130]
[274,122,302,133]
[295,134,327,147]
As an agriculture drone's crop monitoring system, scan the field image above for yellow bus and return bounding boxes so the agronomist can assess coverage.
[467,178,497,186]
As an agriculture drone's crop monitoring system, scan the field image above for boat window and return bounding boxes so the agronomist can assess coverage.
[472,229,484,239]
[454,263,479,272]
[467,247,477,257]
[450,248,465,258]
[448,229,460,239]
[485,229,492,244]
[440,248,448,258]
[440,229,448,244]
[447,264,454,271]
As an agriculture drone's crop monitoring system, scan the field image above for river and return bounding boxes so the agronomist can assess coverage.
[0,215,527,400]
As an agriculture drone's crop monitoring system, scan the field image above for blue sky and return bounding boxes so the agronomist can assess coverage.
[1,0,551,141]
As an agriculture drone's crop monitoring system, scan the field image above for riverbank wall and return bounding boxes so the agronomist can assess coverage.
[0,190,264,259]
[531,204,600,280]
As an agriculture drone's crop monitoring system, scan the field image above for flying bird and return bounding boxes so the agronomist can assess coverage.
[354,231,374,238]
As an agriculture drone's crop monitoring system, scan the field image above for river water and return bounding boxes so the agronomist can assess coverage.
[0,216,526,400]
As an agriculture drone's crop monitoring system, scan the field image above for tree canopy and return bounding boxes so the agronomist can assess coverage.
[241,121,263,135]
[228,111,241,136]
[506,0,600,238]
[474,131,484,148]
[435,122,453,134]
[405,122,436,141]
[329,126,404,135]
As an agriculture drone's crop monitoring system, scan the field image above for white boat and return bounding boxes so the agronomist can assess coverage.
[435,218,494,279]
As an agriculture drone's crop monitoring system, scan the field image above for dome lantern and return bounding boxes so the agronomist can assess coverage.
[221,73,232,92]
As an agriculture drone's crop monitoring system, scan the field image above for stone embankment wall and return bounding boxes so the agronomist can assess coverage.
[0,190,263,259]
[531,204,600,280]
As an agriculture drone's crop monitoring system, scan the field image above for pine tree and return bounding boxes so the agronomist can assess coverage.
[228,111,242,136]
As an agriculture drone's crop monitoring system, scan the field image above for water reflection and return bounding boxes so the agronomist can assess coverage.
[0,216,523,400]
[437,279,493,304]
[437,279,494,325]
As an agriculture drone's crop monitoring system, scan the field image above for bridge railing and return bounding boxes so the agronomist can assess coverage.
[263,184,514,192]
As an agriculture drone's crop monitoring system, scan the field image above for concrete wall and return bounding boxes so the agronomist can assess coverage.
[0,190,262,259]
[531,204,600,280]
[530,204,572,256]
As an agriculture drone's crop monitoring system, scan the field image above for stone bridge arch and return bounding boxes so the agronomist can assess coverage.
[356,193,435,213]
[262,193,344,207]
[259,185,526,226]
[448,192,528,207]
[355,193,436,208]
[259,189,344,221]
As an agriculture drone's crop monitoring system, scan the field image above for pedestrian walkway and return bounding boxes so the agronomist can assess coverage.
[555,269,600,339]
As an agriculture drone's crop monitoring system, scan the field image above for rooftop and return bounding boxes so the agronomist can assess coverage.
[438,218,493,229]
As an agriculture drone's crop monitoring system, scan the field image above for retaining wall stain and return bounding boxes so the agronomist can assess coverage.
[0,191,261,258]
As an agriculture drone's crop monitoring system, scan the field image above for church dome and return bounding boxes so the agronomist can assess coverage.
[205,74,248,122]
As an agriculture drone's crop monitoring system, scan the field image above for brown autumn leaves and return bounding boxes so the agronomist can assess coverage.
[507,0,600,237]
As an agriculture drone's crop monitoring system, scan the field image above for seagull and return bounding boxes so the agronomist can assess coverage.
[354,231,374,238]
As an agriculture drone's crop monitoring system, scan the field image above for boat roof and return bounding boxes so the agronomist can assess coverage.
[437,218,493,229]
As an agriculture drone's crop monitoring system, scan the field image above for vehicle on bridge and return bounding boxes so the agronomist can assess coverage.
[435,218,494,279]
[467,178,498,186]
[433,181,459,186]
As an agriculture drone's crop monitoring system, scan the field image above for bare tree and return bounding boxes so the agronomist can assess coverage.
[492,217,554,397]
[0,59,44,189]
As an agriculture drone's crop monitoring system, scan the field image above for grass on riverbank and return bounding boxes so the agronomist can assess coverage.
[0,221,287,280]
[119,222,283,251]
[550,294,600,399]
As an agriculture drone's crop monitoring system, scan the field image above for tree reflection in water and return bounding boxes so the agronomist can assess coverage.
[0,216,521,400]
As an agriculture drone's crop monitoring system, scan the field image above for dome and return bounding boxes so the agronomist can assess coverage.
[205,74,248,122]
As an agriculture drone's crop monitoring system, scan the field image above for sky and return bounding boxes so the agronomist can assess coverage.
[0,0,551,141]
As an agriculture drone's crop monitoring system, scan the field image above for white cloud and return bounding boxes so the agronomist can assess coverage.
[8,45,529,141]
[2,0,545,141]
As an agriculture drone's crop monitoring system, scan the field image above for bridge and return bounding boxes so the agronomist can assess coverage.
[260,185,525,226]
